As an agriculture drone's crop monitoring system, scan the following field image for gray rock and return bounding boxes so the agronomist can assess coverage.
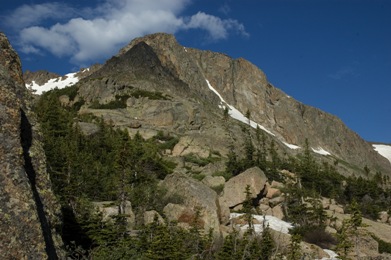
[76,121,100,136]
[93,201,135,229]
[0,32,64,259]
[202,176,225,188]
[144,210,164,225]
[161,173,222,235]
[219,167,267,208]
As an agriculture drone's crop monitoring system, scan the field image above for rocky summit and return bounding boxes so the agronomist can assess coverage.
[0,33,64,259]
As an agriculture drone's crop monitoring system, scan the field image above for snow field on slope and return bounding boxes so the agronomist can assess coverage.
[229,213,338,259]
[205,79,275,136]
[373,144,391,164]
[27,72,80,95]
[206,79,336,156]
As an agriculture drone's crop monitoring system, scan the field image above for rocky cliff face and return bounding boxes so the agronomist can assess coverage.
[0,33,64,259]
[76,33,390,177]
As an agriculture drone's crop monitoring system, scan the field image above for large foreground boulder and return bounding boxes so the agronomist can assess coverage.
[161,172,223,235]
[219,167,267,208]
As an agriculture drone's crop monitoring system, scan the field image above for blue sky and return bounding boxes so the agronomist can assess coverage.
[1,0,390,143]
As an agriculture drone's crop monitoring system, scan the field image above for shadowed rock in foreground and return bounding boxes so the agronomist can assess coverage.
[0,32,64,259]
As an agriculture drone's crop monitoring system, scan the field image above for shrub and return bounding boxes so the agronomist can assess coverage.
[183,153,219,167]
[302,228,337,249]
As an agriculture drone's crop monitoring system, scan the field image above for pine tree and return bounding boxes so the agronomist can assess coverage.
[287,234,302,260]
[243,185,254,232]
[259,223,274,260]
[335,220,353,260]
[216,231,239,260]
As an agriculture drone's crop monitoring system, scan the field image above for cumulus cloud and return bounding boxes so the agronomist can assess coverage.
[3,3,76,30]
[9,0,248,65]
[184,12,248,40]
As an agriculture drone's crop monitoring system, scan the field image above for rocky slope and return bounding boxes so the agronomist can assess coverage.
[71,33,390,177]
[0,33,64,259]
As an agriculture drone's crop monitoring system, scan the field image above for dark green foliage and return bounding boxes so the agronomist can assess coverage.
[153,130,180,150]
[287,234,302,260]
[259,224,275,260]
[242,185,254,231]
[55,84,79,100]
[302,228,337,249]
[184,153,220,167]
[371,235,391,254]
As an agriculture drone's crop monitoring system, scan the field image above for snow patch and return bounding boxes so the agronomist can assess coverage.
[27,72,79,95]
[373,144,391,164]
[230,213,293,234]
[282,142,301,150]
[320,249,339,260]
[230,213,338,259]
[312,147,331,156]
[205,79,275,136]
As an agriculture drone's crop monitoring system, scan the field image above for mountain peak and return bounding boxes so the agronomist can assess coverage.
[117,32,178,57]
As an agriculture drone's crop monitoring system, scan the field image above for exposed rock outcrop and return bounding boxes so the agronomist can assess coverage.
[0,32,64,259]
[219,167,267,208]
[161,172,223,235]
[114,33,391,176]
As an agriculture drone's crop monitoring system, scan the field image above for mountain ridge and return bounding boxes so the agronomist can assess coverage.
[25,32,391,177]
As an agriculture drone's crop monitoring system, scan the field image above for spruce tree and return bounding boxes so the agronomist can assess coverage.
[259,223,275,260]
[287,234,302,260]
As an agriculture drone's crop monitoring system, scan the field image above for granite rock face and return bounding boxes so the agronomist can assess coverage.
[161,172,223,235]
[0,32,64,259]
[76,33,390,177]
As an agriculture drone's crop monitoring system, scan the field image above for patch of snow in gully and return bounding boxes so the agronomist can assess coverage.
[282,142,301,150]
[312,147,331,156]
[230,213,293,234]
[230,213,339,259]
[27,72,79,95]
[205,79,274,136]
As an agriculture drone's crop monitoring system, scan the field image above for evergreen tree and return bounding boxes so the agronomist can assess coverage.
[287,234,302,260]
[259,223,275,260]
[335,220,353,260]
[243,185,254,232]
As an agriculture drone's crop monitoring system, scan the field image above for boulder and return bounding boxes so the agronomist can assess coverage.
[272,205,284,220]
[144,210,164,225]
[379,211,389,223]
[76,121,100,136]
[266,187,281,199]
[59,95,70,106]
[329,204,344,214]
[202,176,225,188]
[163,203,187,223]
[161,173,222,235]
[93,201,135,229]
[271,180,284,189]
[219,167,267,208]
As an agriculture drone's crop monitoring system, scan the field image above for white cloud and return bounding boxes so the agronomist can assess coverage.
[4,3,76,30]
[11,0,248,65]
[185,11,248,40]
